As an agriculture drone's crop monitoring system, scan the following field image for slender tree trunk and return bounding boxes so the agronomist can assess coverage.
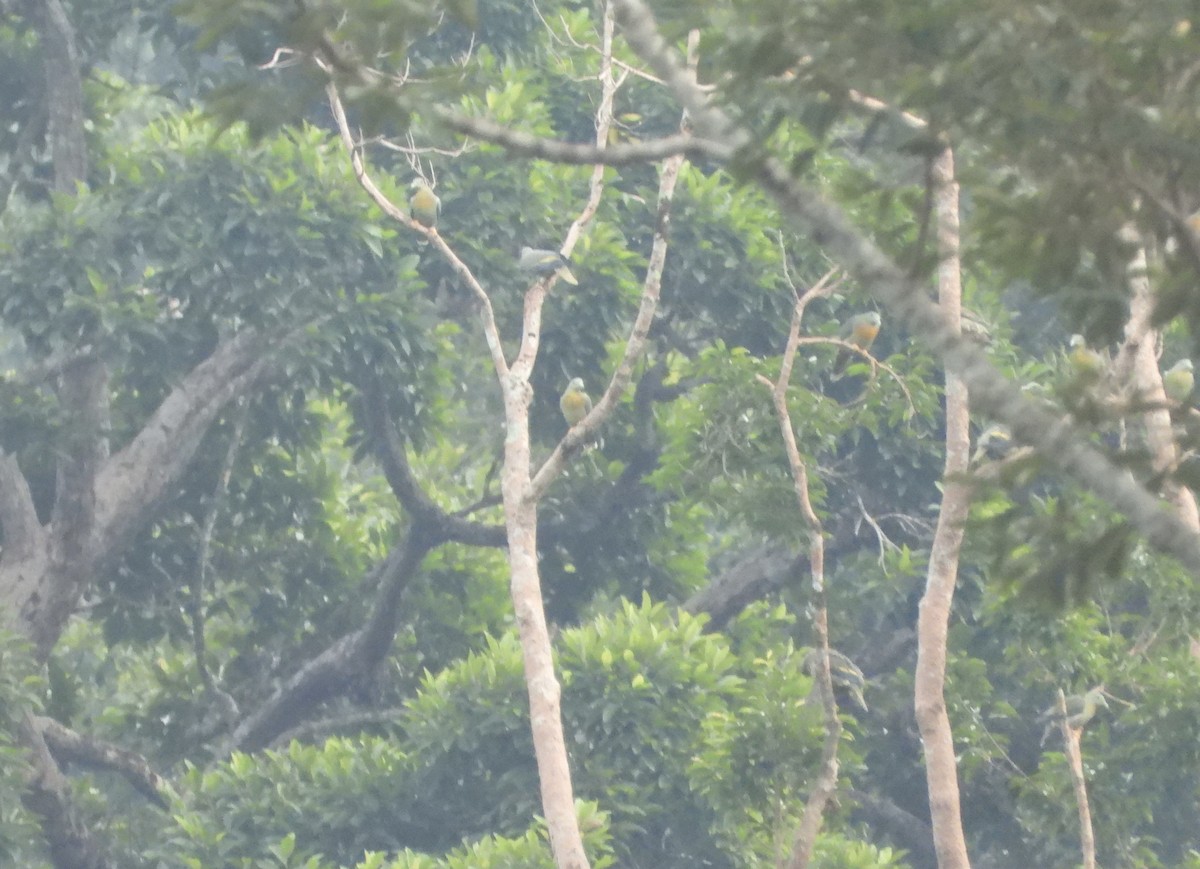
[501,380,589,869]
[914,145,972,869]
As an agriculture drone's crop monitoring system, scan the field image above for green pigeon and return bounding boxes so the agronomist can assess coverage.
[802,647,868,712]
[1067,334,1105,381]
[832,311,882,378]
[1164,359,1194,405]
[519,246,579,286]
[559,377,592,428]
[1039,687,1108,746]
[408,178,440,228]
[971,423,1013,463]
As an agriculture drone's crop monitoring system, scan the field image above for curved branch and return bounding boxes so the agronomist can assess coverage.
[35,716,171,810]
[683,544,800,629]
[361,373,506,547]
[227,528,436,752]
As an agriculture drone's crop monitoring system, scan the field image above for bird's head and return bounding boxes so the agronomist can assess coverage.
[1069,334,1086,350]
[1172,359,1195,373]
[410,178,431,191]
[567,377,585,392]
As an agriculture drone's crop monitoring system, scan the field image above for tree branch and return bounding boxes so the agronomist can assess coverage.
[227,528,436,752]
[19,713,108,869]
[325,81,510,379]
[92,328,275,558]
[361,372,506,547]
[34,716,171,810]
[529,29,689,499]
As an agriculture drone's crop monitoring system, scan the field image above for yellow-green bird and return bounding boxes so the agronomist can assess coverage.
[519,246,579,286]
[408,178,440,228]
[1067,334,1105,381]
[1039,687,1108,746]
[1164,359,1194,405]
[971,423,1013,464]
[802,647,868,712]
[832,311,882,378]
[559,377,592,428]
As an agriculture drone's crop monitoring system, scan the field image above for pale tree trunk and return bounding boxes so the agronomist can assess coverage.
[1055,691,1097,869]
[914,144,973,869]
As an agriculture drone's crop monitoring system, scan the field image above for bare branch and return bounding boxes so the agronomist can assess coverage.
[751,271,841,869]
[511,4,622,382]
[361,373,505,547]
[189,399,250,723]
[1111,223,1200,531]
[529,27,693,499]
[325,82,510,379]
[93,327,275,558]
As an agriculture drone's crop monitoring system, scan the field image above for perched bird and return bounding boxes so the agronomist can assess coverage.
[408,178,440,228]
[1039,687,1108,746]
[972,423,1013,464]
[1067,334,1106,382]
[832,311,882,378]
[1164,359,1194,405]
[518,246,579,286]
[961,308,994,346]
[802,647,868,712]
[559,377,592,428]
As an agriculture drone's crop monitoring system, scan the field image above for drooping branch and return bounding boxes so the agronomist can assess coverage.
[607,0,1200,578]
[913,144,973,869]
[34,716,172,810]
